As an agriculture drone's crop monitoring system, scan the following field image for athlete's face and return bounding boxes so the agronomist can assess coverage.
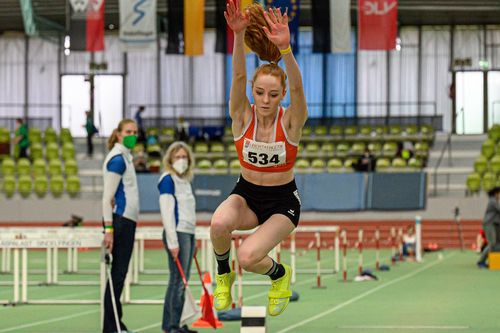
[172,148,188,163]
[252,74,286,117]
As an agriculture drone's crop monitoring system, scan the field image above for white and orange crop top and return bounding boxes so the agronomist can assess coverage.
[234,105,298,172]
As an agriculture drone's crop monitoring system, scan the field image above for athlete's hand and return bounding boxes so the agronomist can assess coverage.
[262,7,290,50]
[104,233,113,252]
[224,0,250,34]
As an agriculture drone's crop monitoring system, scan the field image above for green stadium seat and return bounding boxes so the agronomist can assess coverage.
[374,125,388,136]
[196,159,212,169]
[368,142,382,155]
[305,142,320,153]
[50,175,65,198]
[329,126,343,137]
[194,143,209,153]
[211,142,225,153]
[488,124,500,142]
[351,143,365,155]
[66,175,81,197]
[17,158,31,176]
[376,158,391,171]
[148,159,161,173]
[490,155,500,174]
[415,142,430,158]
[420,125,434,137]
[389,125,402,135]
[28,128,42,144]
[1,157,15,176]
[343,157,357,169]
[213,159,228,169]
[344,126,357,137]
[2,175,16,198]
[0,128,10,158]
[229,159,240,172]
[34,175,48,198]
[146,127,159,137]
[382,142,398,157]
[65,159,78,176]
[227,144,237,154]
[474,156,488,175]
[60,128,73,144]
[311,158,326,170]
[314,126,327,136]
[62,143,76,161]
[466,173,481,194]
[408,158,423,169]
[33,158,47,177]
[359,125,372,136]
[30,142,44,160]
[392,158,407,169]
[482,172,496,192]
[161,127,175,137]
[224,127,232,137]
[327,158,343,172]
[46,142,59,161]
[404,125,418,136]
[49,159,63,176]
[321,143,335,155]
[295,158,310,170]
[481,139,496,159]
[18,175,32,198]
[335,143,350,157]
[44,128,58,144]
[302,126,312,137]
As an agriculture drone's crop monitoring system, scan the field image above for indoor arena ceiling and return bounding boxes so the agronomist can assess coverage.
[1,0,500,34]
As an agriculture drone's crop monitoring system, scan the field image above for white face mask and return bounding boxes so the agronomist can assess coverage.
[172,158,189,175]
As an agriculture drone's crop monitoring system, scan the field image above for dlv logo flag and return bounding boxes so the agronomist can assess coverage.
[265,0,299,54]
[358,0,397,50]
[68,0,105,51]
[119,0,157,52]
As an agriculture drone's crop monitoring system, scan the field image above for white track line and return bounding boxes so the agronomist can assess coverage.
[277,253,455,333]
[0,309,98,333]
[337,325,469,330]
[135,322,161,332]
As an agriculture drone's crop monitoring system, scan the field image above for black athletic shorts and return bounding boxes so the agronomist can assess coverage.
[230,175,301,227]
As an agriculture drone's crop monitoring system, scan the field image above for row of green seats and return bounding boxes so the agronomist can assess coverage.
[194,157,424,171]
[26,128,73,145]
[1,158,78,177]
[1,174,80,198]
[466,172,500,194]
[220,124,434,138]
[30,142,75,161]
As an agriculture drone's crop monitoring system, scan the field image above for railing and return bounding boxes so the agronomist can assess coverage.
[432,133,453,196]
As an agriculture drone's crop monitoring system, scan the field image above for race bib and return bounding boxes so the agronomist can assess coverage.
[242,138,286,167]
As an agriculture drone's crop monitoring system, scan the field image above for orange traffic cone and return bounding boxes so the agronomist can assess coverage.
[192,272,223,328]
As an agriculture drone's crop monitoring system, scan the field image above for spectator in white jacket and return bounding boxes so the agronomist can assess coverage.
[158,141,197,333]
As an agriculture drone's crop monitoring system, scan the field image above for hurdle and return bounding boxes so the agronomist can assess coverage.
[241,306,266,333]
[375,228,381,270]
[312,232,326,289]
[390,227,397,264]
[341,230,348,281]
[415,215,422,262]
[357,229,364,275]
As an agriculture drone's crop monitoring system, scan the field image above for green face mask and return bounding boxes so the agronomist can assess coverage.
[122,135,137,149]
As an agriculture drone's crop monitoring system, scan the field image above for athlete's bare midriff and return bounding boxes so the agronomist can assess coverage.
[240,167,294,186]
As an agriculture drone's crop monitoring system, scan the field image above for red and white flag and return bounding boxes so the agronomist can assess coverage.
[358,0,397,50]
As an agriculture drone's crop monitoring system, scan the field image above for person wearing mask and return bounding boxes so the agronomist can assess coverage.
[102,119,139,333]
[158,141,197,333]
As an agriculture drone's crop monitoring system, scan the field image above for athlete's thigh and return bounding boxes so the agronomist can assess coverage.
[212,194,259,231]
[241,214,295,260]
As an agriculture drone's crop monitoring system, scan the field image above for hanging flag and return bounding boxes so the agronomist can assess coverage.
[311,0,330,53]
[166,0,184,54]
[119,0,157,52]
[184,0,205,55]
[225,0,252,54]
[68,0,105,52]
[214,0,226,53]
[358,0,397,50]
[330,0,351,53]
[266,0,299,54]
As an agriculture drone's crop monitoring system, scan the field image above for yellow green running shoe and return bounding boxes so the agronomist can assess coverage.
[213,271,235,311]
[268,264,292,316]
